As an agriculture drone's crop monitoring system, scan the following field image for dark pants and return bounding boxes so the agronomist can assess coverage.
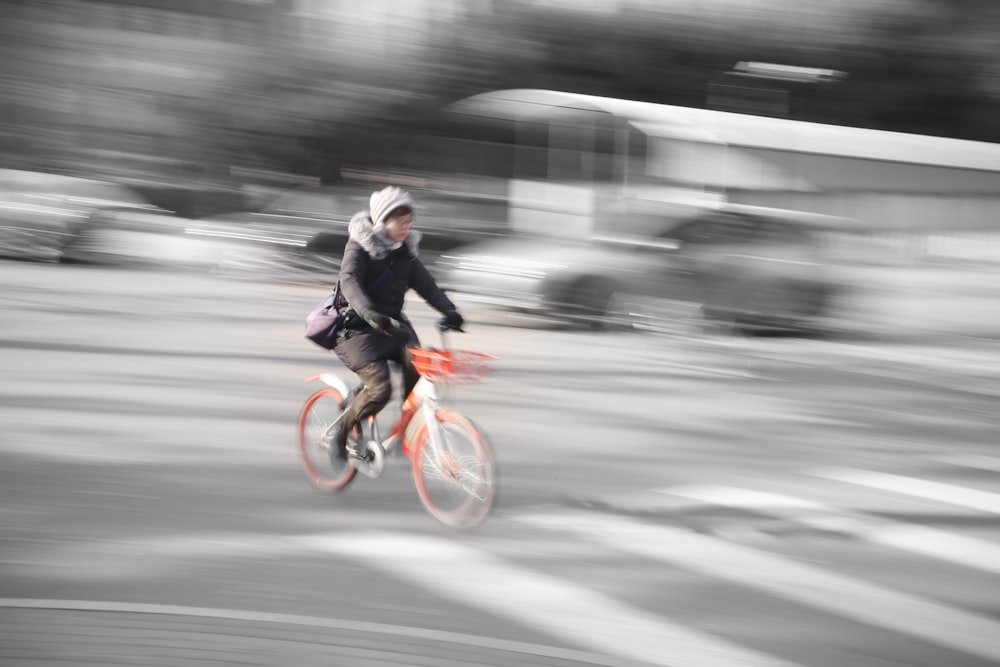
[335,326,420,431]
[340,357,420,431]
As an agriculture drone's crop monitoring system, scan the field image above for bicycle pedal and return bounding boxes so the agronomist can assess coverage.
[350,447,378,464]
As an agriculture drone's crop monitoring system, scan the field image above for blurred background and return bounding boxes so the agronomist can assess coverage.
[1,0,999,304]
[4,2,1000,665]
[3,0,1000,184]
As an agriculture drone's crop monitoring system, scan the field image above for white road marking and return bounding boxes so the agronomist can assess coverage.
[6,530,616,581]
[932,453,1000,473]
[794,342,1000,375]
[520,512,1000,664]
[658,484,1000,575]
[0,410,291,464]
[6,533,309,580]
[745,341,1000,396]
[304,531,805,667]
[0,598,631,667]
[809,468,1000,515]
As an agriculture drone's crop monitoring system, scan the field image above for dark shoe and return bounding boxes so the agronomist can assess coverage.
[346,438,368,462]
[338,422,370,462]
[333,422,350,462]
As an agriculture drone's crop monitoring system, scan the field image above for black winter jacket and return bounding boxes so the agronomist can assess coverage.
[338,211,456,329]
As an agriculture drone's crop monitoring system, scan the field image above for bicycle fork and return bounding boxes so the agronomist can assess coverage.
[417,395,489,501]
[412,377,448,456]
[421,396,446,454]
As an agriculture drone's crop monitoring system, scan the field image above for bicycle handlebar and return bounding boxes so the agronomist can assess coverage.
[436,317,464,349]
[436,318,464,333]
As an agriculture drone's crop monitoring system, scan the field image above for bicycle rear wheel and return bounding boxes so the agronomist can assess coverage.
[297,388,357,493]
[410,410,496,530]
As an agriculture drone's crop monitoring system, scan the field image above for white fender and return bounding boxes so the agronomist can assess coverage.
[305,372,353,397]
[319,373,352,396]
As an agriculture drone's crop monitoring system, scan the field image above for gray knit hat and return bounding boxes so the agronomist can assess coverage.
[369,186,414,225]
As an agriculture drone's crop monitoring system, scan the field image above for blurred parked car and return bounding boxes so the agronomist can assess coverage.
[59,207,222,269]
[0,170,160,262]
[184,186,359,279]
[186,185,510,281]
[435,203,854,334]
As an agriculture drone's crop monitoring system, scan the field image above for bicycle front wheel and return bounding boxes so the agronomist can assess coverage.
[297,388,357,493]
[410,410,496,530]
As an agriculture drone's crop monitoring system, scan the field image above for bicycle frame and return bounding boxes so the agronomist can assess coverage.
[363,373,441,461]
[304,365,445,472]
[309,329,459,459]
[298,328,496,529]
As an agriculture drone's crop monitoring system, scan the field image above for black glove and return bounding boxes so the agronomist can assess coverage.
[439,309,465,332]
[364,310,401,335]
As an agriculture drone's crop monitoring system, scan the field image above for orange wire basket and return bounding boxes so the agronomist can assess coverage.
[408,348,496,384]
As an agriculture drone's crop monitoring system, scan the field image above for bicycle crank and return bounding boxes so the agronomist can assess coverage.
[349,440,386,479]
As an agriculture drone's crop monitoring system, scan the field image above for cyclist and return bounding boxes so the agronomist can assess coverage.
[332,186,464,457]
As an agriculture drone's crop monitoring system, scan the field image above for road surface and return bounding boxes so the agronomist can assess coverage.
[2,261,999,666]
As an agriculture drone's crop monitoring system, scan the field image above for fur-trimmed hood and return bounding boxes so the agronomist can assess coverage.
[347,211,421,260]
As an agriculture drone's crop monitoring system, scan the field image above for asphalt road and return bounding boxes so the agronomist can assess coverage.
[2,261,1000,666]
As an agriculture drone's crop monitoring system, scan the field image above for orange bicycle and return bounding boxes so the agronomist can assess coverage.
[296,325,497,530]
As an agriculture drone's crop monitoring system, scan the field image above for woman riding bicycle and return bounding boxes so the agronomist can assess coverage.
[332,186,464,457]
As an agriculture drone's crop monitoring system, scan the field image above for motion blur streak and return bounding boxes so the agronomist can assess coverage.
[2,1,1000,666]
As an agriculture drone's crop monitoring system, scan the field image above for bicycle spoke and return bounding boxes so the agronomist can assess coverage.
[420,453,491,501]
[297,388,357,493]
[412,411,496,530]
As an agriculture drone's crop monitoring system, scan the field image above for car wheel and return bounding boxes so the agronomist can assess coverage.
[699,304,740,336]
[740,281,821,335]
[58,233,90,264]
[561,278,606,329]
[561,278,637,331]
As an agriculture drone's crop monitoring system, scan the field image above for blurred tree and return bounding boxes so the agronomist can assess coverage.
[131,0,1000,180]
[2,0,997,188]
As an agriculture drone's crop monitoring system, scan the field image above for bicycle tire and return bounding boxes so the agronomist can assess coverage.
[410,410,496,530]
[297,388,357,493]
